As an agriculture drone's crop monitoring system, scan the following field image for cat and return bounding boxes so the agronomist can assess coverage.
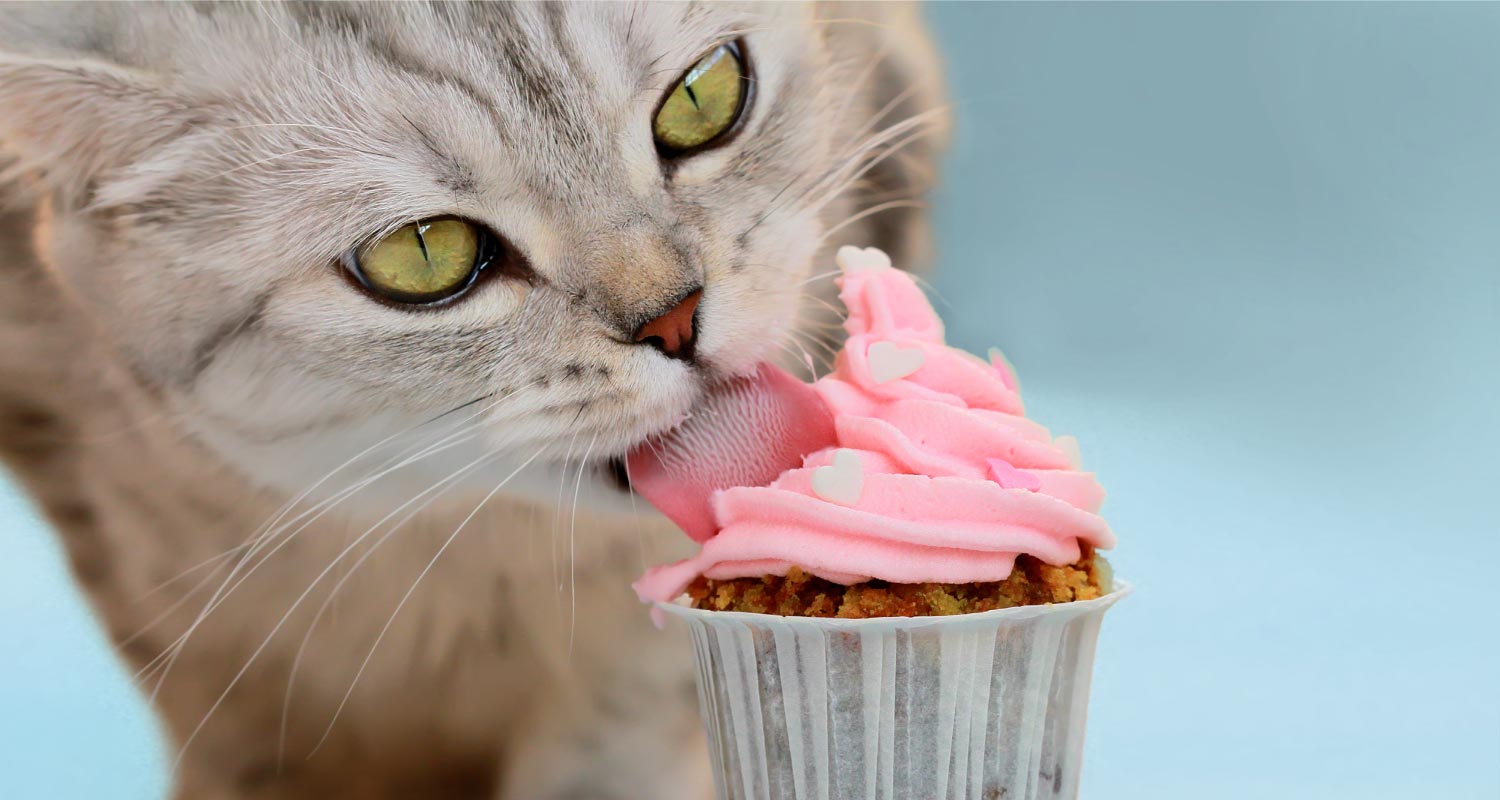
[0,2,945,797]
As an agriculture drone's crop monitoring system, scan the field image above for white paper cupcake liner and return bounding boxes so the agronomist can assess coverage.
[657,582,1130,800]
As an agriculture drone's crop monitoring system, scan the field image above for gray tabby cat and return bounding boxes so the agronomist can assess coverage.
[0,2,944,797]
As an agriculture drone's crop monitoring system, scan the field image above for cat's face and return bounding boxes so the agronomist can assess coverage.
[1,2,943,499]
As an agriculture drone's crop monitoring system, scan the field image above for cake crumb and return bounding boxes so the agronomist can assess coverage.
[687,548,1108,618]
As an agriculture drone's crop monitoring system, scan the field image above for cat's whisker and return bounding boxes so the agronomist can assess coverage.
[813,106,947,202]
[568,434,598,661]
[778,338,823,379]
[798,269,843,288]
[251,3,367,103]
[163,383,524,632]
[147,393,495,599]
[790,313,843,347]
[225,121,371,138]
[804,16,901,33]
[135,548,241,601]
[195,146,360,185]
[906,271,957,313]
[797,292,846,320]
[276,447,505,767]
[140,378,538,694]
[807,109,949,215]
[639,25,778,86]
[639,428,668,468]
[830,44,895,133]
[754,105,945,236]
[742,81,927,235]
[120,556,238,653]
[774,339,824,377]
[130,440,448,654]
[850,83,929,153]
[807,127,946,225]
[136,387,522,699]
[713,24,777,39]
[56,404,199,446]
[135,428,483,692]
[622,455,649,572]
[818,199,927,246]
[841,119,945,185]
[170,444,511,770]
[806,334,841,366]
[305,446,547,759]
[178,424,479,608]
[788,328,837,371]
[553,432,582,595]
[133,431,474,685]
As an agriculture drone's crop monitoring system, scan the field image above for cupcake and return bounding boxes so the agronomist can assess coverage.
[629,246,1127,800]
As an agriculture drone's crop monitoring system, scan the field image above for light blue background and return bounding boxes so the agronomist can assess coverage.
[3,4,1498,798]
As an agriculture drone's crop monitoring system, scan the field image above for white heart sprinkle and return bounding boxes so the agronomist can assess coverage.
[835,245,893,273]
[1053,435,1083,469]
[811,449,865,505]
[867,341,925,384]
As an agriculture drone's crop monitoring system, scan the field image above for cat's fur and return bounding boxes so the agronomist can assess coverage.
[0,3,945,797]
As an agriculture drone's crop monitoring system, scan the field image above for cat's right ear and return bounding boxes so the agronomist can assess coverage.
[0,54,193,209]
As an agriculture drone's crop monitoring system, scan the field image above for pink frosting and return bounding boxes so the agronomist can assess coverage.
[633,253,1115,604]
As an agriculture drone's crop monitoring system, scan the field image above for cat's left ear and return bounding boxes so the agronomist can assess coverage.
[0,54,196,209]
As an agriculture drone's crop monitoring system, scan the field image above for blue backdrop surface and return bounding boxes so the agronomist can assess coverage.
[2,4,1498,798]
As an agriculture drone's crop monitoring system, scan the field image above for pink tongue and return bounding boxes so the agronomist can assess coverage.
[627,363,835,543]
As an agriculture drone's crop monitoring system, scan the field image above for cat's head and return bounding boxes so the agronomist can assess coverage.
[0,2,944,499]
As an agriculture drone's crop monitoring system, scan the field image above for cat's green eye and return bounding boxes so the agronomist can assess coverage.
[653,42,748,154]
[349,217,491,305]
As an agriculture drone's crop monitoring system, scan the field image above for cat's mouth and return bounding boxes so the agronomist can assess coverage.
[604,456,633,493]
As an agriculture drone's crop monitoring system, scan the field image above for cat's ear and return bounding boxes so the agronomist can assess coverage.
[0,54,193,208]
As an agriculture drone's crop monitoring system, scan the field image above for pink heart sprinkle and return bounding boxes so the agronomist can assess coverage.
[987,458,1042,492]
[988,348,1018,392]
[994,362,1017,391]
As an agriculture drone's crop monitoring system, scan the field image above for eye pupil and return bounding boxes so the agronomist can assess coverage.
[653,42,747,154]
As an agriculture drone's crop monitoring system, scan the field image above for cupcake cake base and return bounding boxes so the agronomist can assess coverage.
[689,548,1110,618]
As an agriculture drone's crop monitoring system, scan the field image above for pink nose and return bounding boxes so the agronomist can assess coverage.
[634,289,702,360]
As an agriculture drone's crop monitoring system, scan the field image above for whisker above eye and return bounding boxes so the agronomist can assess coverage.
[195,146,382,186]
[801,16,903,34]
[224,121,372,139]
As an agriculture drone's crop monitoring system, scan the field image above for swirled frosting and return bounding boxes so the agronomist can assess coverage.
[632,247,1115,604]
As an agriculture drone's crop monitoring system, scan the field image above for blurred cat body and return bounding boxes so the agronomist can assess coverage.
[0,3,944,797]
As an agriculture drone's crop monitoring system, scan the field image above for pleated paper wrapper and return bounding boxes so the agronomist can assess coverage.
[658,583,1129,800]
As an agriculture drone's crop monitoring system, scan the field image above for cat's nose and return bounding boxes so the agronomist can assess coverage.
[633,287,702,361]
